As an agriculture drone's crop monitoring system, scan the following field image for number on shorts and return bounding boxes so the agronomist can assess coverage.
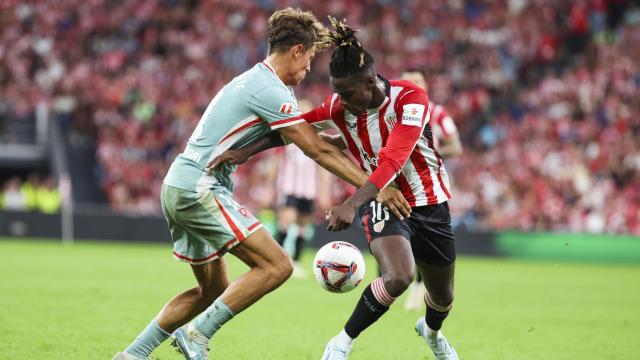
[369,201,390,223]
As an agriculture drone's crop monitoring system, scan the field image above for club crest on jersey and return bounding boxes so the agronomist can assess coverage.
[373,220,386,233]
[384,114,397,127]
[279,102,294,114]
[239,207,252,218]
[401,104,425,127]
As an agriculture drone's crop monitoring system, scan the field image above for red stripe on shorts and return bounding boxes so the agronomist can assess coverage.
[213,196,245,241]
[247,221,261,232]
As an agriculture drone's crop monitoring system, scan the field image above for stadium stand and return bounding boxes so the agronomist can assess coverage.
[1,0,638,234]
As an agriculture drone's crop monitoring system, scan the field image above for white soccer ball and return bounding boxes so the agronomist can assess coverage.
[312,241,366,293]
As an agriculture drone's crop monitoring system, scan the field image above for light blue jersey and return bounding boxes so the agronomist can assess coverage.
[164,61,304,193]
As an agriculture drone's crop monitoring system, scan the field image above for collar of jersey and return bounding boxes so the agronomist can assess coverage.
[261,60,289,89]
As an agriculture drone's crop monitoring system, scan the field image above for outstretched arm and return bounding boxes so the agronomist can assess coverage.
[318,133,347,150]
[206,131,284,171]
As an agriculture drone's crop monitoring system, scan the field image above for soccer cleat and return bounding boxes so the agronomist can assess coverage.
[171,323,210,360]
[415,317,459,360]
[112,352,144,360]
[404,282,426,311]
[321,336,352,360]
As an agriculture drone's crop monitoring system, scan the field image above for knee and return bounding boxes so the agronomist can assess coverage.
[194,286,217,305]
[383,272,414,298]
[267,258,293,286]
[428,290,454,308]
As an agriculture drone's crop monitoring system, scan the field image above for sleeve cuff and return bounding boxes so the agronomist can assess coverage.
[270,117,305,130]
[368,162,399,189]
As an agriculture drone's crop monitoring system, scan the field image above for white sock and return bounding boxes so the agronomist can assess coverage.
[335,329,354,347]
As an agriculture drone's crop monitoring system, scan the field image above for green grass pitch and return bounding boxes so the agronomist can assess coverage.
[1,238,639,359]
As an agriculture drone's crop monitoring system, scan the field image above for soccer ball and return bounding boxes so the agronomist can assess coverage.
[312,241,366,293]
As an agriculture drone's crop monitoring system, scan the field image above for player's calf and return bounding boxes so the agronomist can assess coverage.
[424,290,453,332]
[344,277,396,339]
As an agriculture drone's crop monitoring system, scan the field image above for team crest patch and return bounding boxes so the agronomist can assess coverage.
[239,207,252,218]
[401,104,425,127]
[373,220,386,233]
[279,102,294,114]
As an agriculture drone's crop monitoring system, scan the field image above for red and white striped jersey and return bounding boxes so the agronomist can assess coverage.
[276,145,318,199]
[302,78,451,207]
[429,101,458,148]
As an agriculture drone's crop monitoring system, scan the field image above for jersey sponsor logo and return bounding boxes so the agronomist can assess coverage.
[346,120,357,130]
[279,102,294,114]
[401,104,425,127]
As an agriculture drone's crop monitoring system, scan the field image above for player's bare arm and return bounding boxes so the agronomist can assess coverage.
[318,133,347,150]
[206,131,285,170]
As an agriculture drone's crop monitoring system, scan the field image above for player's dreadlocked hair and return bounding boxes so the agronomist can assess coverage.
[267,8,330,54]
[324,17,375,78]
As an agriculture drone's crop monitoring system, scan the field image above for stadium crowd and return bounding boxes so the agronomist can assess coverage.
[0,175,61,214]
[0,0,638,234]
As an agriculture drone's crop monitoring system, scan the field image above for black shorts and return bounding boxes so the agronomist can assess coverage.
[356,200,456,266]
[281,195,315,215]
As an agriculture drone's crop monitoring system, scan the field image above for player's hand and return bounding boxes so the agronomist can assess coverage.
[206,149,250,172]
[326,200,358,231]
[376,185,411,220]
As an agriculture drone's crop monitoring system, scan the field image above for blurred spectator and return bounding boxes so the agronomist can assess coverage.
[37,177,61,214]
[0,1,638,234]
[20,173,39,211]
[0,175,61,214]
[2,178,26,211]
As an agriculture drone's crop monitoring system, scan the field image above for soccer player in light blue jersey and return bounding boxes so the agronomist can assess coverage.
[114,8,409,360]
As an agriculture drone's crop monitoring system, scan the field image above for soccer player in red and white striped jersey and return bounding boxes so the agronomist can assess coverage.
[209,19,459,360]
[313,23,458,360]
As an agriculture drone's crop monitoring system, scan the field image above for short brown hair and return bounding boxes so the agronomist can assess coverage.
[266,8,329,54]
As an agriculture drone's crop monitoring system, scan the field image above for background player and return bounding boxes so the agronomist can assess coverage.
[401,69,462,311]
[402,69,462,158]
[209,18,458,360]
[113,9,407,360]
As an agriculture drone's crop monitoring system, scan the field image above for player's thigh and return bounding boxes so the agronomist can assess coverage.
[408,202,456,268]
[229,227,291,270]
[370,235,416,278]
[296,213,313,227]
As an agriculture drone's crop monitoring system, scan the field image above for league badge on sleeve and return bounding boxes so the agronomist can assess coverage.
[279,102,295,114]
[401,104,425,127]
